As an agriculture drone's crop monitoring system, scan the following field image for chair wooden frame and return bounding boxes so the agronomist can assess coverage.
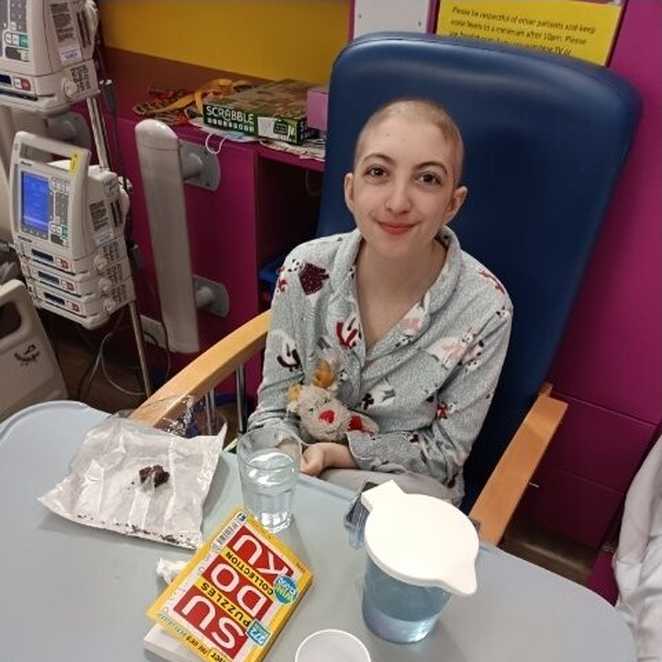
[130,310,567,544]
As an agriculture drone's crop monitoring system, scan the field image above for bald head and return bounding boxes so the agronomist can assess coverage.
[353,98,465,186]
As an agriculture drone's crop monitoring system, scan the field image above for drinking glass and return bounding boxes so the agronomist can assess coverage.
[237,427,301,533]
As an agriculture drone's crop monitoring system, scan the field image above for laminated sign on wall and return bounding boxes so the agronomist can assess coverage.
[437,0,624,65]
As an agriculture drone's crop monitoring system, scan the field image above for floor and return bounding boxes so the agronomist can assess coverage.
[44,310,595,587]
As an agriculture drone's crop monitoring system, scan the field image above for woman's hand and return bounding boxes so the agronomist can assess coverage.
[300,444,326,477]
[300,442,358,477]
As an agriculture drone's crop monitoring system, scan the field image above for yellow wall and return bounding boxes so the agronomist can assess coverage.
[99,0,350,84]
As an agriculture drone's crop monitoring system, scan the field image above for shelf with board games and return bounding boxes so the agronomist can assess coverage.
[103,49,326,171]
[96,48,325,396]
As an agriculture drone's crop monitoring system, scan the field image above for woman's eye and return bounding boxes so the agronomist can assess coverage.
[418,172,442,186]
[366,166,386,178]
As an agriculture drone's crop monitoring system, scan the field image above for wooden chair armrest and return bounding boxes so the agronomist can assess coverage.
[469,386,567,545]
[130,310,271,428]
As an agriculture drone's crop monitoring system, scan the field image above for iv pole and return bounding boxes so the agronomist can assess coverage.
[87,94,153,397]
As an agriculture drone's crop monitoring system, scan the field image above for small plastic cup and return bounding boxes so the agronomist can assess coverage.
[295,629,371,662]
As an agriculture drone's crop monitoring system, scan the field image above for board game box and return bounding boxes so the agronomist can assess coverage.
[202,79,319,145]
[147,507,313,662]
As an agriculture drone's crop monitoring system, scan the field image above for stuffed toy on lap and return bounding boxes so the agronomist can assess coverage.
[287,360,378,443]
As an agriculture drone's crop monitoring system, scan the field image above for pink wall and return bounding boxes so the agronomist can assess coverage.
[524,0,662,546]
[549,0,662,425]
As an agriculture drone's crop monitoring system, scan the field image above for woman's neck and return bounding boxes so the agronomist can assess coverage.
[356,239,447,303]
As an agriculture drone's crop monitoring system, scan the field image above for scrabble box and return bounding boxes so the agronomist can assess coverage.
[202,79,319,145]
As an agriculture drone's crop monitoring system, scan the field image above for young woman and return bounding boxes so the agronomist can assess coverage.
[248,98,512,505]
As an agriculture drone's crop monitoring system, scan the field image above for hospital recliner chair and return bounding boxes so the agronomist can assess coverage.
[130,34,640,544]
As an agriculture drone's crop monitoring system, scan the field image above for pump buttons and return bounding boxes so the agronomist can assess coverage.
[62,78,79,100]
[93,255,108,272]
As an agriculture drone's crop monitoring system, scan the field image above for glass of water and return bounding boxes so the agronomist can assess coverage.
[237,427,301,533]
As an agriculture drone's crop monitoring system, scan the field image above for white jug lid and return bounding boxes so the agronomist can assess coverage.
[361,480,479,595]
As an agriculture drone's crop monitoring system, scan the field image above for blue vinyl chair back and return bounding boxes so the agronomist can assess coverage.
[317,33,640,511]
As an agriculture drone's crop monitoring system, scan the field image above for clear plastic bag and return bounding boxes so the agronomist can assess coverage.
[39,404,226,549]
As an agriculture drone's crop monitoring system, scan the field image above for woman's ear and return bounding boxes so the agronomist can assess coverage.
[344,172,355,214]
[444,185,468,225]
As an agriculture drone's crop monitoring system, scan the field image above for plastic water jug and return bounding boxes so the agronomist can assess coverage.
[359,481,479,643]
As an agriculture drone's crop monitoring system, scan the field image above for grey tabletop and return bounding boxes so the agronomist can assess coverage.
[0,401,635,662]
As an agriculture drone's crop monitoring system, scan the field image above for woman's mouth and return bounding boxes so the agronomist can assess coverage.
[377,222,414,236]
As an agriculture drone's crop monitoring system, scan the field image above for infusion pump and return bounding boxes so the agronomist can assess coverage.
[0,0,99,113]
[10,131,134,328]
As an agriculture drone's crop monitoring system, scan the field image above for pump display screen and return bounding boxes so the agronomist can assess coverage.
[21,171,50,238]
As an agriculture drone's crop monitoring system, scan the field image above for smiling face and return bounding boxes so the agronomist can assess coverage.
[344,103,467,262]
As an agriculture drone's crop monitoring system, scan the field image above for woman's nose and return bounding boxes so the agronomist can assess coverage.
[384,180,412,215]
